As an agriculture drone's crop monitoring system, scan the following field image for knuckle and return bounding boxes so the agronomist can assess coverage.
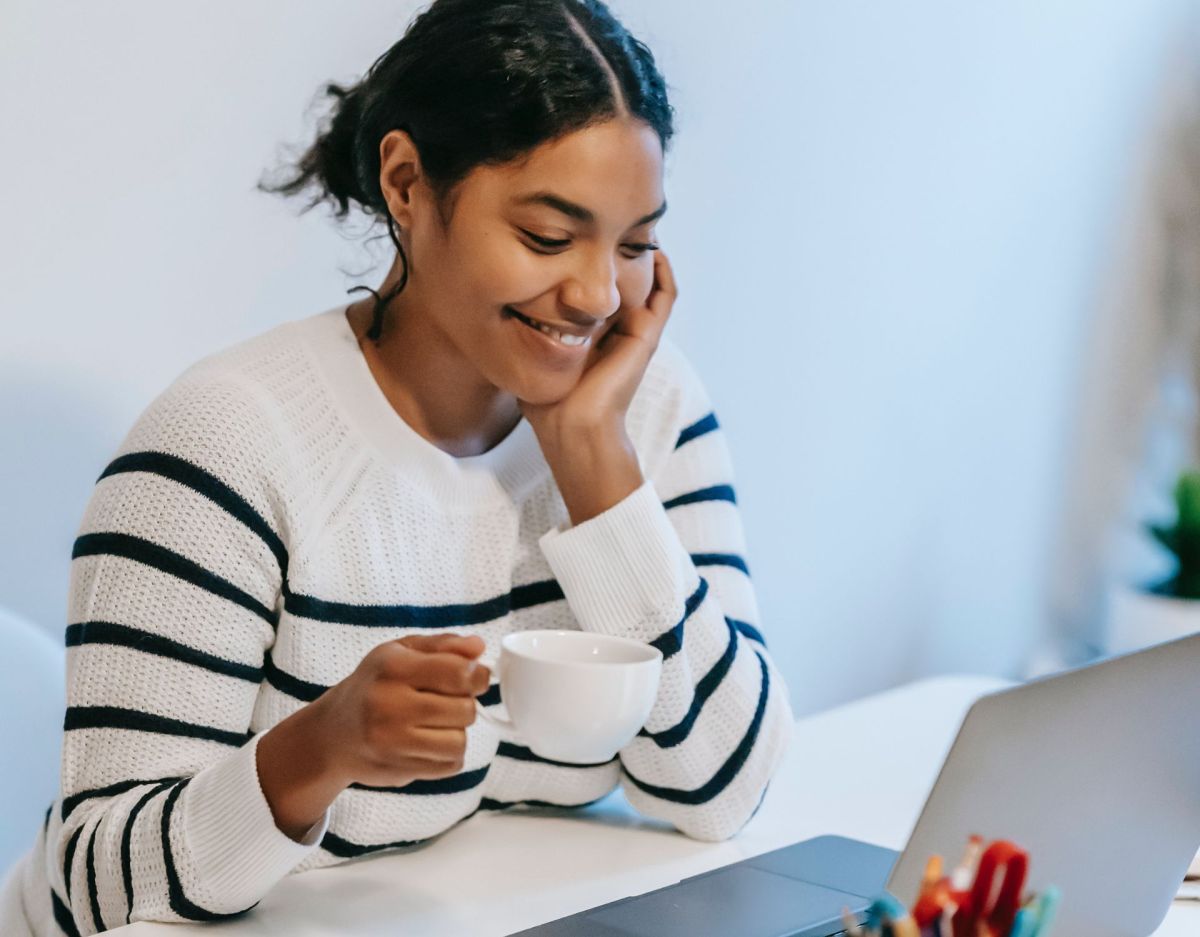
[461,698,478,726]
[371,642,409,677]
[437,656,475,694]
[456,661,480,694]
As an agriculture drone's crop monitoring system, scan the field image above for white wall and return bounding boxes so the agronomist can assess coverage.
[2,0,1196,717]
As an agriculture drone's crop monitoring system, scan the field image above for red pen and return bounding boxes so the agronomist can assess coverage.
[911,855,952,928]
[950,840,1028,937]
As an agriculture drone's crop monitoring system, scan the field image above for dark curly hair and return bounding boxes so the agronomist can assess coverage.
[257,0,676,343]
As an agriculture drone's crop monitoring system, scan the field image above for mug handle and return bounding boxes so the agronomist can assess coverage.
[475,697,516,731]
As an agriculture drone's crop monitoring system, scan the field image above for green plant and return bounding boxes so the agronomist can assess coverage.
[1147,469,1200,599]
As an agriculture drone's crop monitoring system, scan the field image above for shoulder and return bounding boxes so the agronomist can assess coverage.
[637,332,717,426]
[645,333,712,418]
[629,332,722,472]
[112,313,322,480]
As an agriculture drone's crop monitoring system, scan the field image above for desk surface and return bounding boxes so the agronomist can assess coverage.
[113,675,1199,937]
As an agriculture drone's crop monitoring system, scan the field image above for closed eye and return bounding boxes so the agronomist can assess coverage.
[519,229,659,256]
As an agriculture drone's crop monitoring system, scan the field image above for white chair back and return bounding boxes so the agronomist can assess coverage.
[0,607,64,876]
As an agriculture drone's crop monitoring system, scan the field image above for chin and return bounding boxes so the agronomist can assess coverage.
[511,371,579,407]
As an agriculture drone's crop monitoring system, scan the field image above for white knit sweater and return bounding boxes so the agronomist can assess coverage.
[0,301,794,937]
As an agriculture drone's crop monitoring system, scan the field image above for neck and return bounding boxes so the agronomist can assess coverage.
[345,265,521,459]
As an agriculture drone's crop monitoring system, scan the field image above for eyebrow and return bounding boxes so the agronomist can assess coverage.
[513,191,667,227]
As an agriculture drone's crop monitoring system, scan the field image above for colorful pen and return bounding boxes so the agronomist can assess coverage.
[1008,904,1039,937]
[949,835,984,891]
[1030,885,1060,937]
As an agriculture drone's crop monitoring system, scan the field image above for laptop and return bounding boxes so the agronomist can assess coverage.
[512,631,1200,937]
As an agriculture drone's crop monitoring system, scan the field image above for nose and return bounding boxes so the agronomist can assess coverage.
[560,249,621,326]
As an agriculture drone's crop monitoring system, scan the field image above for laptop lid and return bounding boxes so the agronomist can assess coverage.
[886,631,1200,936]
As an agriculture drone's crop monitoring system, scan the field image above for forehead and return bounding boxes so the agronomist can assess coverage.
[471,119,665,225]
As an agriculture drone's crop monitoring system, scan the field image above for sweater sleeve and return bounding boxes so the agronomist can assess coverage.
[54,372,329,936]
[537,348,795,842]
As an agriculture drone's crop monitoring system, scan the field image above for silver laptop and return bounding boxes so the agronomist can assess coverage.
[514,631,1200,937]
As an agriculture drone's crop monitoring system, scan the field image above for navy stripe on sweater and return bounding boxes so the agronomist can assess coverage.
[99,451,288,577]
[692,552,750,576]
[649,577,709,660]
[675,412,719,449]
[320,830,429,859]
[61,776,184,823]
[662,484,736,510]
[282,577,565,627]
[160,780,260,921]
[623,649,770,805]
[319,793,610,858]
[72,532,277,627]
[349,766,489,797]
[64,706,252,748]
[85,815,106,933]
[479,793,610,812]
[63,824,83,903]
[495,741,617,769]
[66,621,263,684]
[51,888,81,937]
[122,781,177,925]
[279,516,740,631]
[639,616,740,749]
[262,652,504,709]
[730,618,767,648]
[263,651,326,701]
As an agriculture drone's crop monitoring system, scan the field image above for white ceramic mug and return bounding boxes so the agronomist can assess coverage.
[475,630,663,764]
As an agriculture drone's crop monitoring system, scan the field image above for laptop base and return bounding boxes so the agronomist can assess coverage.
[510,834,900,937]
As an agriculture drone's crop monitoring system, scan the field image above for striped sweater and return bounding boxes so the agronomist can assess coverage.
[0,301,794,936]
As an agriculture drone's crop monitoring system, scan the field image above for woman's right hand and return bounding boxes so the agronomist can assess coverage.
[316,633,492,788]
[257,632,491,842]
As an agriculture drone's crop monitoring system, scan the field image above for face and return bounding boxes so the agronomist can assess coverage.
[381,118,666,404]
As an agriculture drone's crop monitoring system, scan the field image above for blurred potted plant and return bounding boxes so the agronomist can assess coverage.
[1103,469,1200,881]
[1105,468,1200,653]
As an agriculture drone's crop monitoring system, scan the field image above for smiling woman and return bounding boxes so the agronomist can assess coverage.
[0,2,795,936]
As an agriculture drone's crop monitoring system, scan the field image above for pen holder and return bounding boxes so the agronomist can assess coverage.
[847,834,1060,937]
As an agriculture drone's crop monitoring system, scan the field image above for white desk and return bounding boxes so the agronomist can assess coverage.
[113,675,1198,936]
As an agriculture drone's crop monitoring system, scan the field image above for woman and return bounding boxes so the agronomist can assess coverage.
[0,1,793,933]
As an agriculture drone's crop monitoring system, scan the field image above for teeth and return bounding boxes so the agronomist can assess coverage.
[515,311,590,347]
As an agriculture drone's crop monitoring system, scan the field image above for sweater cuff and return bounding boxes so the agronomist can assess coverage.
[181,731,330,908]
[538,478,692,640]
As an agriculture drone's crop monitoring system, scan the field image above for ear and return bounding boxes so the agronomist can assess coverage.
[377,128,423,229]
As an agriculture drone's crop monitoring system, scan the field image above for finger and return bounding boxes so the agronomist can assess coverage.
[401,757,468,781]
[648,249,677,315]
[395,725,468,763]
[471,661,492,696]
[405,688,479,728]
[397,633,485,660]
[388,648,483,696]
[370,755,465,784]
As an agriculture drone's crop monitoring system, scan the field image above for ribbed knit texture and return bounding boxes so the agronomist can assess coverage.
[0,302,794,936]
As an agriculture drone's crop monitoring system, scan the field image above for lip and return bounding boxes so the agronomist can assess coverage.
[504,306,597,340]
[505,306,592,364]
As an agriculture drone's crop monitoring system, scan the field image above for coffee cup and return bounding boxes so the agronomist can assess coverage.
[474,629,662,764]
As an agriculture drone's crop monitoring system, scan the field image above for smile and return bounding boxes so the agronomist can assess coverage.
[505,307,591,347]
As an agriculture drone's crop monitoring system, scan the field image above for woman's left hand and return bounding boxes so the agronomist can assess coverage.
[518,248,677,443]
[519,248,678,526]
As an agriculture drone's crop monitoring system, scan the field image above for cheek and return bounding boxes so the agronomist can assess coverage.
[477,243,553,302]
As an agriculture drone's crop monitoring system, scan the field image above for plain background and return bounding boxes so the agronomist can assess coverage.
[3,0,1200,720]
